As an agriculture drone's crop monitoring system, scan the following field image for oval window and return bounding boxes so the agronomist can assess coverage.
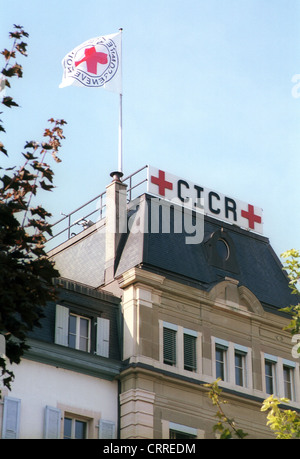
[216,238,230,261]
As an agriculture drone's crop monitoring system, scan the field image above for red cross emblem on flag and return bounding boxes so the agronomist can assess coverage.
[75,46,108,74]
[59,31,121,91]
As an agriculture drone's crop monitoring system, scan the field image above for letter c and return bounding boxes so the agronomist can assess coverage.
[208,191,220,214]
[177,180,190,203]
[147,444,154,453]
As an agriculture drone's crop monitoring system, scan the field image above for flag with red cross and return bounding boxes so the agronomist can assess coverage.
[59,31,122,93]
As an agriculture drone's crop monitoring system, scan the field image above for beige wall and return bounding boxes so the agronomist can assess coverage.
[118,267,299,439]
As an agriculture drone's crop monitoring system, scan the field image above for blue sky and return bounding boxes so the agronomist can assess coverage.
[1,0,300,257]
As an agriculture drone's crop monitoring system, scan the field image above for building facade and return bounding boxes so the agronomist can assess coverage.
[0,279,122,439]
[1,167,299,439]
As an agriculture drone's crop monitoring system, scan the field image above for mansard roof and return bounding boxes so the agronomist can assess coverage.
[115,194,297,313]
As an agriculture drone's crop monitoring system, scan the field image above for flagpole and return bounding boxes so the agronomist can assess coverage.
[118,92,122,173]
[118,28,123,175]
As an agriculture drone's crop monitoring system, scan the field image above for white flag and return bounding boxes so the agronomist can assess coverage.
[59,31,122,93]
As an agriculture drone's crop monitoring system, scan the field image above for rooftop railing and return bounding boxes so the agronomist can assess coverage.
[46,165,148,250]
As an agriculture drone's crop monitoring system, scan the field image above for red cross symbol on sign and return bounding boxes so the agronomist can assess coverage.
[241,204,262,229]
[75,46,108,74]
[151,169,173,196]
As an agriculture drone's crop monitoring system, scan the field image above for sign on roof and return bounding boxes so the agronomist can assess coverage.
[147,165,263,235]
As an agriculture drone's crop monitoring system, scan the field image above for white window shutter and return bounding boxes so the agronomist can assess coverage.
[2,396,21,439]
[44,406,61,439]
[99,419,116,439]
[55,304,69,346]
[96,317,110,357]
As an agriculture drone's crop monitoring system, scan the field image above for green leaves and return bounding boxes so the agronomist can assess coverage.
[280,249,300,336]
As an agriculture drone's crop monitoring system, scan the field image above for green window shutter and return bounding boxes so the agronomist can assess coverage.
[2,396,21,439]
[163,327,176,366]
[96,317,110,357]
[99,419,116,439]
[184,333,197,371]
[44,406,61,439]
[55,304,69,346]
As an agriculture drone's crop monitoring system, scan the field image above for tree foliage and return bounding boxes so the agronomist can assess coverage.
[204,379,248,439]
[260,249,300,439]
[280,249,300,336]
[0,25,66,389]
[261,395,300,439]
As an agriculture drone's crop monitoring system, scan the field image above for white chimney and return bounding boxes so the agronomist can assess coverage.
[105,171,127,284]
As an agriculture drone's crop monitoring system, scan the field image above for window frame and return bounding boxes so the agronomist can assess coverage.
[183,329,197,372]
[262,354,298,401]
[55,304,110,358]
[63,416,88,439]
[169,422,198,439]
[214,338,229,382]
[234,349,247,387]
[215,344,228,381]
[163,323,177,366]
[160,321,201,375]
[283,364,294,400]
[68,312,91,353]
[213,338,251,389]
[264,358,277,395]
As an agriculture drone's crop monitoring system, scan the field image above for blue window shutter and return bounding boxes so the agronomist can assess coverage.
[96,318,110,357]
[44,406,61,439]
[99,419,116,439]
[55,304,69,346]
[2,396,21,439]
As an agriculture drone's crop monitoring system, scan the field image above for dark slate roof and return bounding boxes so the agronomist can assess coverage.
[115,194,297,313]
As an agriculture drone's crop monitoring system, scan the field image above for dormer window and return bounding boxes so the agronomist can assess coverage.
[204,229,239,274]
[55,304,110,358]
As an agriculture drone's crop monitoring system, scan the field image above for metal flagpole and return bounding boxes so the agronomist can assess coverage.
[118,28,123,174]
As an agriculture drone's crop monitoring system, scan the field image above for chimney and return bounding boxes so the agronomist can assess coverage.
[105,171,127,284]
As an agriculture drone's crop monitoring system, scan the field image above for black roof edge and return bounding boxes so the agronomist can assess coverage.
[54,277,120,304]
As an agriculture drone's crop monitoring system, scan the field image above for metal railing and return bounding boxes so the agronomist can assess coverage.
[47,165,148,250]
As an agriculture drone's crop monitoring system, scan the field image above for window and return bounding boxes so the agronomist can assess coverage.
[215,344,227,381]
[235,350,246,387]
[263,354,298,400]
[213,339,251,389]
[265,359,276,395]
[163,326,177,366]
[169,422,197,439]
[55,305,110,358]
[161,322,200,373]
[283,361,296,401]
[170,429,197,439]
[63,417,87,439]
[68,313,91,352]
[283,365,293,399]
[184,331,197,372]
